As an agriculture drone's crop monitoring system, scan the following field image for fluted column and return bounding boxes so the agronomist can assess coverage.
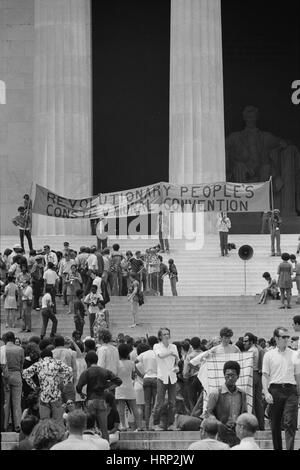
[33,0,92,235]
[169,0,226,186]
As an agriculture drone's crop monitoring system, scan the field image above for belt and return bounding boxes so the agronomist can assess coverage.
[270,383,296,388]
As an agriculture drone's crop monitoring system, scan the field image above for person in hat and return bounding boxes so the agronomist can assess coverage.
[268,209,282,256]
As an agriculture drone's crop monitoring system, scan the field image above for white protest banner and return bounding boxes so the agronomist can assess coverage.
[32,179,271,219]
[160,180,271,213]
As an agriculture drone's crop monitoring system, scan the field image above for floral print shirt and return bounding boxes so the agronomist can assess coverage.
[22,357,73,403]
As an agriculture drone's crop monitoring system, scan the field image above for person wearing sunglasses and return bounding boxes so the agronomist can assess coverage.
[262,326,300,450]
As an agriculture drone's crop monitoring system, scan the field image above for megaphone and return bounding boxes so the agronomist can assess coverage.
[238,245,254,261]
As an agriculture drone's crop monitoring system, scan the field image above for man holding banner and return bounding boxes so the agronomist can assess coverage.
[12,206,33,252]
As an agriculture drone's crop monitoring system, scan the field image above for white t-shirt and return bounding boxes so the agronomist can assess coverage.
[231,437,261,450]
[41,293,52,309]
[87,253,98,271]
[82,433,110,450]
[137,350,157,378]
[22,285,33,301]
[153,342,178,385]
[92,277,102,295]
[262,347,297,384]
[43,269,58,285]
[50,436,100,450]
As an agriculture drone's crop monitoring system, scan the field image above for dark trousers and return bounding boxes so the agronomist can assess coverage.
[111,270,122,296]
[74,319,84,337]
[45,284,56,314]
[269,384,298,450]
[159,231,169,252]
[143,377,157,429]
[32,280,44,309]
[19,229,33,251]
[122,276,128,296]
[85,275,93,296]
[270,230,281,255]
[86,398,109,441]
[158,279,164,296]
[219,231,228,255]
[41,308,58,338]
[152,379,176,426]
[97,238,108,251]
[187,376,203,411]
[252,371,265,430]
[89,312,96,337]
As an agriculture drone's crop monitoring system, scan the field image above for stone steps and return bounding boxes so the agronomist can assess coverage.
[1,295,299,341]
[2,431,300,450]
[1,234,299,296]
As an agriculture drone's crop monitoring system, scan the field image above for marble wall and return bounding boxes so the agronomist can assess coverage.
[0,0,34,236]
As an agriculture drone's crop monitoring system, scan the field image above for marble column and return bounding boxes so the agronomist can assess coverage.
[33,0,92,235]
[169,0,226,232]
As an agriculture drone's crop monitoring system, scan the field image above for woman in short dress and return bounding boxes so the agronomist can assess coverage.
[115,343,141,431]
[277,253,293,309]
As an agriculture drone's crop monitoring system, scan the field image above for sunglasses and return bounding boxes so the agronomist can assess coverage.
[277,335,290,339]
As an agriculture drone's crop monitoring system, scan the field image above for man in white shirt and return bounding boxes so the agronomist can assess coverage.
[152,328,179,431]
[40,286,58,339]
[262,326,300,450]
[43,262,59,313]
[96,215,108,251]
[188,416,229,450]
[44,245,58,269]
[51,410,100,450]
[59,252,74,306]
[136,335,158,430]
[96,329,119,375]
[217,212,231,256]
[231,413,260,450]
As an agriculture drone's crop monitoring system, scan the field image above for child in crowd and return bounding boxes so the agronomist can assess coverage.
[3,275,18,328]
[21,279,33,332]
[92,308,108,339]
[73,289,86,337]
[84,284,103,337]
[168,259,178,296]
[62,399,76,426]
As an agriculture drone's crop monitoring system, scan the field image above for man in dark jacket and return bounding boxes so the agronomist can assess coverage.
[205,360,247,447]
[76,351,122,441]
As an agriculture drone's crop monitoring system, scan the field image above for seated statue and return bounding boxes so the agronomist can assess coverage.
[226,105,300,215]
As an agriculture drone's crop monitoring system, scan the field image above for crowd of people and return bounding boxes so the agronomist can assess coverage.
[0,240,179,335]
[1,197,299,451]
[0,318,299,450]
